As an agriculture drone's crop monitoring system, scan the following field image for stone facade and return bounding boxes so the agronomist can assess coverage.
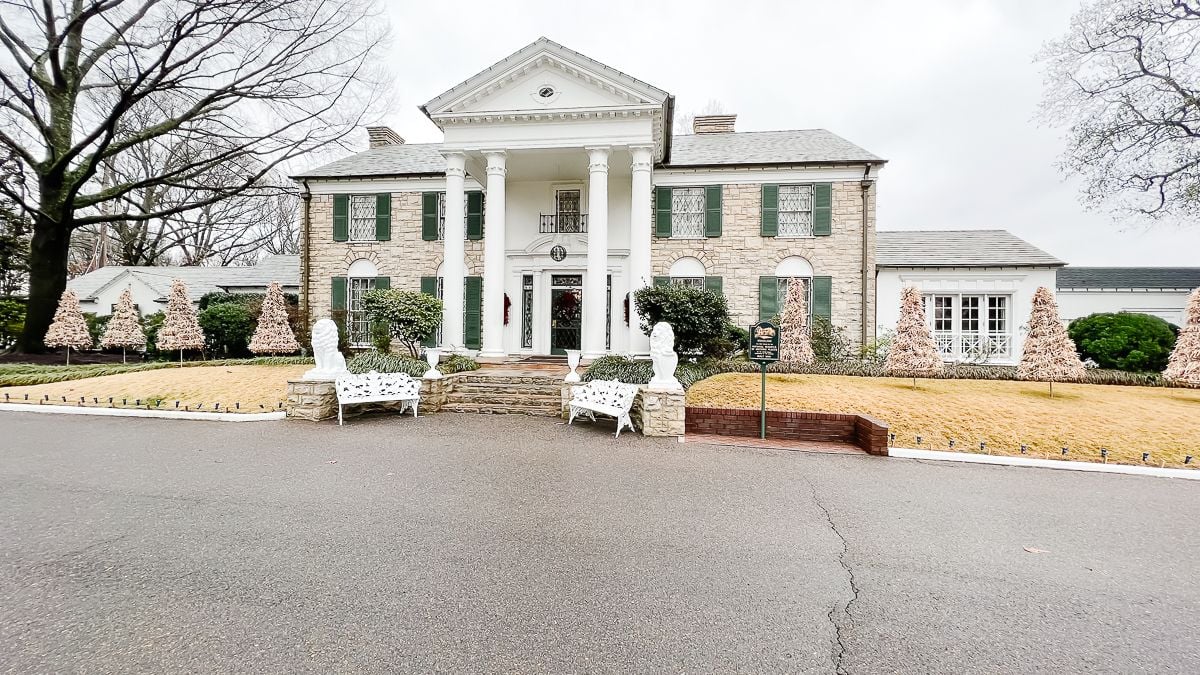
[285,379,339,421]
[561,382,686,437]
[650,180,876,346]
[303,193,483,323]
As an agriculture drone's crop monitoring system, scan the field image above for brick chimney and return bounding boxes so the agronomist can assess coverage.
[366,126,405,148]
[693,114,737,134]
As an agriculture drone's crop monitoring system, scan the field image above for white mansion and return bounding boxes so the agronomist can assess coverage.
[294,37,883,358]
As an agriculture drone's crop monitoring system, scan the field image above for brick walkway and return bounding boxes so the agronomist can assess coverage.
[683,432,867,455]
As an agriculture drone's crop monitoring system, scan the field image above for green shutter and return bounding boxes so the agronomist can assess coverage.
[759,276,778,322]
[375,193,391,241]
[812,276,832,322]
[464,276,482,349]
[331,276,347,311]
[704,185,722,237]
[332,195,349,242]
[654,186,672,237]
[466,191,484,240]
[374,276,390,290]
[705,276,723,295]
[761,185,778,237]
[420,276,438,347]
[653,276,671,287]
[421,192,439,241]
[813,183,832,236]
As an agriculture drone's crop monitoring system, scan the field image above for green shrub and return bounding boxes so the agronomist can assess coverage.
[143,311,166,356]
[811,316,852,362]
[198,303,255,357]
[199,291,299,310]
[361,289,443,357]
[370,320,392,353]
[329,310,351,355]
[0,297,25,350]
[84,313,110,348]
[1068,312,1177,373]
[582,355,720,390]
[632,284,734,358]
[346,352,479,376]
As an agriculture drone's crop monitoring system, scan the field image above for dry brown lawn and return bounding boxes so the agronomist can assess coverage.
[0,364,307,412]
[687,373,1200,467]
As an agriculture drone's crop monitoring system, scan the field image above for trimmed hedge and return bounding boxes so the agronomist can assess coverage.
[581,355,721,390]
[346,352,479,377]
[1068,312,1177,373]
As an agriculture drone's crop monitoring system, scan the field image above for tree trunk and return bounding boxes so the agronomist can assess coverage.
[19,207,73,353]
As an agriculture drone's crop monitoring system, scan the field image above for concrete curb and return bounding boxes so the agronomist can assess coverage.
[890,447,1199,481]
[0,403,285,422]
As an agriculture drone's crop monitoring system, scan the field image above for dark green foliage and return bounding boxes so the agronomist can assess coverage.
[707,359,1168,387]
[582,355,721,390]
[0,297,25,349]
[346,351,478,376]
[811,316,851,362]
[725,323,750,355]
[1068,312,1177,372]
[198,291,299,310]
[198,303,255,357]
[142,311,166,356]
[632,284,734,357]
[370,320,392,353]
[329,310,351,355]
[84,313,110,348]
[361,288,443,357]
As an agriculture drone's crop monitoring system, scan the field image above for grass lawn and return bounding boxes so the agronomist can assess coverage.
[687,373,1200,468]
[0,364,308,412]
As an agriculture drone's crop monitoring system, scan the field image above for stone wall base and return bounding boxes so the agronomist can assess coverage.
[562,382,686,437]
[286,377,450,422]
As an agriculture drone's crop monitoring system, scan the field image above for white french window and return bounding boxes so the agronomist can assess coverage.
[924,293,1012,361]
[347,277,376,346]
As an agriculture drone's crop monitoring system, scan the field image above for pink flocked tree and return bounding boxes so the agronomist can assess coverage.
[1018,286,1085,397]
[885,286,944,387]
[1164,288,1200,386]
[156,279,205,365]
[44,288,92,364]
[249,282,300,356]
[100,287,146,363]
[779,279,814,364]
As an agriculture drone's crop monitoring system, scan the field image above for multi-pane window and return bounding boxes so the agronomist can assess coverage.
[349,195,376,241]
[347,277,376,346]
[924,293,1012,361]
[521,274,534,349]
[556,190,585,233]
[435,193,475,240]
[671,277,705,289]
[778,277,813,328]
[670,187,706,239]
[778,185,814,237]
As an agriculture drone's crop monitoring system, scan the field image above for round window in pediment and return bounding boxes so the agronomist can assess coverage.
[538,85,556,99]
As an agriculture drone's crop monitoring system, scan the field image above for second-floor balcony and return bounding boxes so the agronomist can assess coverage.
[539,213,588,234]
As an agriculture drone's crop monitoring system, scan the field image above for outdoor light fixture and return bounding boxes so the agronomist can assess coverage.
[1061,447,1068,456]
[1186,455,1193,465]
[980,441,986,452]
[175,401,180,408]
[1020,444,1028,454]
[916,435,922,445]
[949,439,955,449]
[1101,448,1108,460]
[1142,452,1150,462]
[888,433,895,445]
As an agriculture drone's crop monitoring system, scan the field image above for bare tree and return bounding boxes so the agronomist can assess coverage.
[0,0,389,350]
[1040,0,1200,224]
[673,99,727,136]
[0,147,30,296]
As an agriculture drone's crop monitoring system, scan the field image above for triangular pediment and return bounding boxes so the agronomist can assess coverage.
[422,38,669,117]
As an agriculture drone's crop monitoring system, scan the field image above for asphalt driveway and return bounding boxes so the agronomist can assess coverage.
[1,411,1197,673]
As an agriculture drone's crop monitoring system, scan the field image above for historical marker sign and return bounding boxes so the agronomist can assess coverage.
[749,321,780,364]
[748,321,780,439]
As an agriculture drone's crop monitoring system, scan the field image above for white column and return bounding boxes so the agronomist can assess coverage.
[441,152,466,350]
[583,146,610,359]
[479,150,507,358]
[628,145,654,356]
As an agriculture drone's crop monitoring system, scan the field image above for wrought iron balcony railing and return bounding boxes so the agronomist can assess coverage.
[539,213,588,234]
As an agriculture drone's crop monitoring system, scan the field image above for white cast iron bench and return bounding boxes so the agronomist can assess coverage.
[334,371,420,426]
[567,379,640,438]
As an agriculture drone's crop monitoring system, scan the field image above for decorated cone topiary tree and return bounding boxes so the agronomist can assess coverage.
[1164,287,1200,386]
[156,278,205,365]
[1018,286,1085,397]
[100,287,146,363]
[44,288,92,364]
[779,279,814,364]
[885,286,944,387]
[249,282,300,356]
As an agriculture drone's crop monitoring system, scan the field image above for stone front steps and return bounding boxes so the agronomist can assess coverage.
[443,372,563,417]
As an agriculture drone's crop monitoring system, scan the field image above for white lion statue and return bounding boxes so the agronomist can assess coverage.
[648,321,682,391]
[303,318,349,381]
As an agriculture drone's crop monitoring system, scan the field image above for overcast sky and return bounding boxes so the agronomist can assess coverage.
[374,0,1200,266]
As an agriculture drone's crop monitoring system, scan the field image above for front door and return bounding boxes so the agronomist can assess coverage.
[550,274,583,355]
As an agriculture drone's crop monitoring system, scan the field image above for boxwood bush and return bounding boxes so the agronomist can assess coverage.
[347,352,479,376]
[1068,312,1177,373]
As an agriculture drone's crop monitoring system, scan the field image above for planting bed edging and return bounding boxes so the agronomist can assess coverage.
[0,402,285,422]
[891,448,1199,480]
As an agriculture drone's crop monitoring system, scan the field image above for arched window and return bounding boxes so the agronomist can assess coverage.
[669,256,706,289]
[346,259,379,346]
[774,256,814,322]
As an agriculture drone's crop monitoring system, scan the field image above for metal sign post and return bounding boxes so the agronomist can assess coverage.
[748,321,780,439]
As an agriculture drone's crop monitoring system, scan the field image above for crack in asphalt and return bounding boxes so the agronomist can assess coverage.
[805,478,860,675]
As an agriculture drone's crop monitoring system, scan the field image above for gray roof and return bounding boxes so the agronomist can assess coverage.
[292,143,445,179]
[876,230,1064,268]
[1057,267,1200,290]
[292,129,883,179]
[69,255,299,302]
[665,129,883,167]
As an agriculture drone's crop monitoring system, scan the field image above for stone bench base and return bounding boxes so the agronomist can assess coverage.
[287,377,449,422]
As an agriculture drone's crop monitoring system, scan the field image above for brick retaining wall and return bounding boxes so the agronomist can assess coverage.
[686,406,889,456]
